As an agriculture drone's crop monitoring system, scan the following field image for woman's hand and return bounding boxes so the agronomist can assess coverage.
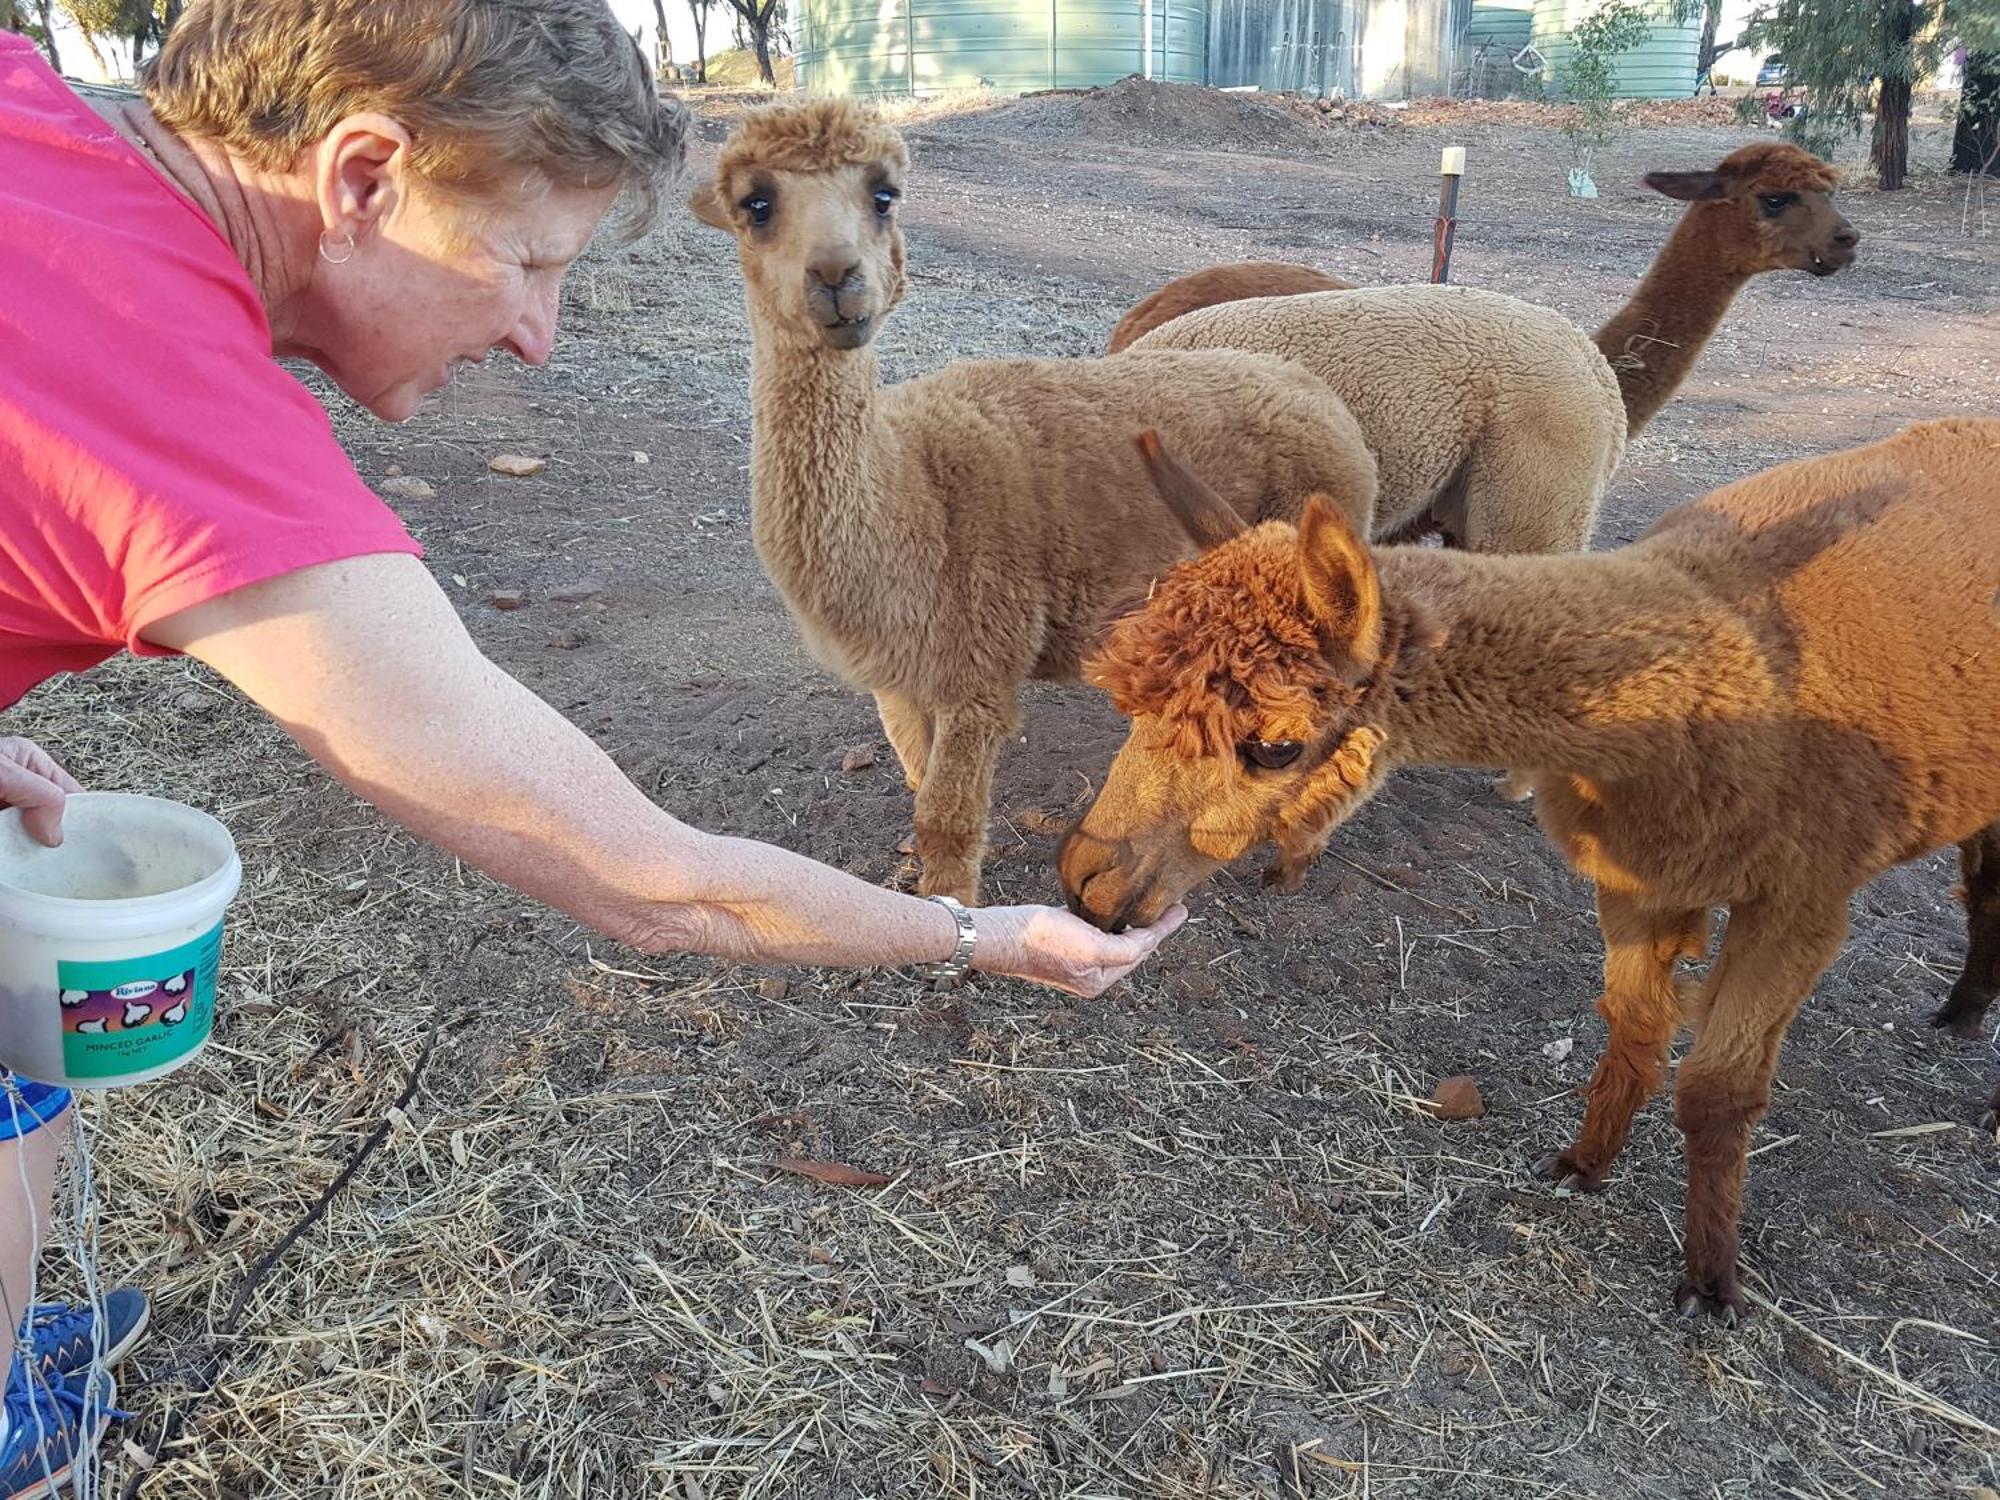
[0,737,84,848]
[970,903,1188,998]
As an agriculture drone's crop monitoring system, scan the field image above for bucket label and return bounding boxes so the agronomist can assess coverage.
[56,922,222,1080]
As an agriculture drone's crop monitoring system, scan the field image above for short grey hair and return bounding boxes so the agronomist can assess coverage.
[144,0,687,229]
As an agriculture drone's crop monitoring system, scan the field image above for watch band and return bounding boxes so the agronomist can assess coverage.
[919,894,977,986]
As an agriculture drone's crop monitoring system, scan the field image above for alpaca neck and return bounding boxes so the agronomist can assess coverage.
[1593,207,1751,439]
[746,310,897,604]
[1380,548,1719,780]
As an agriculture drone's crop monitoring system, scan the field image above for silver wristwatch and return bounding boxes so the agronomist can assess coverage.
[919,894,977,987]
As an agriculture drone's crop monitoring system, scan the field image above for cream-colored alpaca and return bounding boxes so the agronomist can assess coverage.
[689,99,1380,904]
[1128,283,1626,553]
[1058,418,2000,1319]
[1112,144,1859,443]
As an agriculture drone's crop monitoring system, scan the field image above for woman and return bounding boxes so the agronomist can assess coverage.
[0,1,1182,1481]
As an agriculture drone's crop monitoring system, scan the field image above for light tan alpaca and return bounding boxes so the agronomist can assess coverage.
[1107,262,1352,353]
[688,99,1380,904]
[1058,419,2000,1319]
[1127,283,1626,553]
[1113,143,1858,442]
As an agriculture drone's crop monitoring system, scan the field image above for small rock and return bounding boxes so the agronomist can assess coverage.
[379,476,436,502]
[385,463,403,476]
[489,589,527,611]
[550,579,606,604]
[755,978,789,1002]
[840,745,877,773]
[1018,808,1069,835]
[1542,1037,1575,1063]
[174,688,209,713]
[488,453,548,477]
[633,451,651,465]
[549,627,591,651]
[1426,1075,1486,1120]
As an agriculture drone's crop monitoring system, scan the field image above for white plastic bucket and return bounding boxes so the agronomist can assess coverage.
[0,792,240,1089]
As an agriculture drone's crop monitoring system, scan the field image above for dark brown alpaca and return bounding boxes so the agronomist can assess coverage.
[1058,419,2000,1319]
[1108,143,1859,439]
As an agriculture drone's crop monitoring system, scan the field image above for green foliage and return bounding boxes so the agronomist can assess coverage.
[1555,0,1653,153]
[1741,0,1967,168]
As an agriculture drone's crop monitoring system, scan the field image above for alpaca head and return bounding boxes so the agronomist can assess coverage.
[1059,432,1403,932]
[689,99,909,350]
[1643,142,1858,279]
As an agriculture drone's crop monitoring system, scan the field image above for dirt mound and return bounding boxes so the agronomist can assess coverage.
[927,75,1397,153]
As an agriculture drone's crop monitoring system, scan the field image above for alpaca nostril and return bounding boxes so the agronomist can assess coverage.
[808,252,862,290]
[1833,225,1860,248]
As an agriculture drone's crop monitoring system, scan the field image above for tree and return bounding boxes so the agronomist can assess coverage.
[648,0,675,74]
[1954,48,1999,174]
[687,0,712,82]
[1744,0,1971,191]
[1695,0,1736,87]
[2,0,63,72]
[1554,0,1653,190]
[56,0,167,75]
[722,0,780,84]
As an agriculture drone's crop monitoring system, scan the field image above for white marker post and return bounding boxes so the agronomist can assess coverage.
[1432,146,1466,284]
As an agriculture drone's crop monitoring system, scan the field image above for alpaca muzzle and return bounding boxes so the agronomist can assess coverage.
[805,272,879,348]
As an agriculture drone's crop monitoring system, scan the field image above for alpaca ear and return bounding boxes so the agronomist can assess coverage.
[1298,495,1382,673]
[1643,169,1730,202]
[1134,430,1248,551]
[687,179,734,231]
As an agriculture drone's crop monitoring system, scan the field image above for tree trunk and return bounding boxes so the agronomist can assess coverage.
[649,0,673,68]
[1954,50,2000,175]
[1865,0,1914,191]
[1696,0,1724,81]
[33,0,59,70]
[690,0,706,81]
[751,9,773,84]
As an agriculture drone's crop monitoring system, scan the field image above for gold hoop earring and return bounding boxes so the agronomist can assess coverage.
[318,231,356,265]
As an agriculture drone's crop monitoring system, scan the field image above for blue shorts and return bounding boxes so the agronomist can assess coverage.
[0,1074,72,1142]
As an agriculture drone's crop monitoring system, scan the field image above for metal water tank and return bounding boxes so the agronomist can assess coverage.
[1530,0,1697,99]
[795,0,1208,96]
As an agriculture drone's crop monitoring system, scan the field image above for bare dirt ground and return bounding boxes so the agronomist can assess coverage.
[12,83,1999,1498]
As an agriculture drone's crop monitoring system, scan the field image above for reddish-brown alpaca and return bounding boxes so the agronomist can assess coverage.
[1109,143,1859,439]
[1058,420,2000,1319]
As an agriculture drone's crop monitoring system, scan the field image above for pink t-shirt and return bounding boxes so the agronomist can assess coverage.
[0,34,422,711]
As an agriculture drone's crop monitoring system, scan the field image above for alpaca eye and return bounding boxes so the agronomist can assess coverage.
[873,187,899,217]
[1760,193,1796,217]
[1243,739,1304,770]
[742,194,773,228]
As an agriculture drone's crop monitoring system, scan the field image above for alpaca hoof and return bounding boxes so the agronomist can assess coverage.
[1262,857,1311,893]
[1535,1150,1608,1194]
[1930,1000,1988,1040]
[1673,1273,1746,1327]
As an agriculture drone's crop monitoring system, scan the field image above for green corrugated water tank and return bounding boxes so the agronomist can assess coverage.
[795,0,1206,96]
[1530,0,1697,98]
[1466,0,1532,52]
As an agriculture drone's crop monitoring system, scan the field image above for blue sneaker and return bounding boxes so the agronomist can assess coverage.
[0,1362,119,1500]
[26,1293,149,1379]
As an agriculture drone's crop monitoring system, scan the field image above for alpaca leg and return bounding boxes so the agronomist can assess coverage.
[912,696,1019,906]
[1672,896,1848,1321]
[1542,894,1709,1191]
[1933,821,2000,1039]
[875,691,933,793]
[1451,417,1613,557]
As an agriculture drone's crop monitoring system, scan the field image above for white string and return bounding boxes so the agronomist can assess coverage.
[3,1077,58,1499]
[65,1092,109,1500]
[3,1077,110,1500]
